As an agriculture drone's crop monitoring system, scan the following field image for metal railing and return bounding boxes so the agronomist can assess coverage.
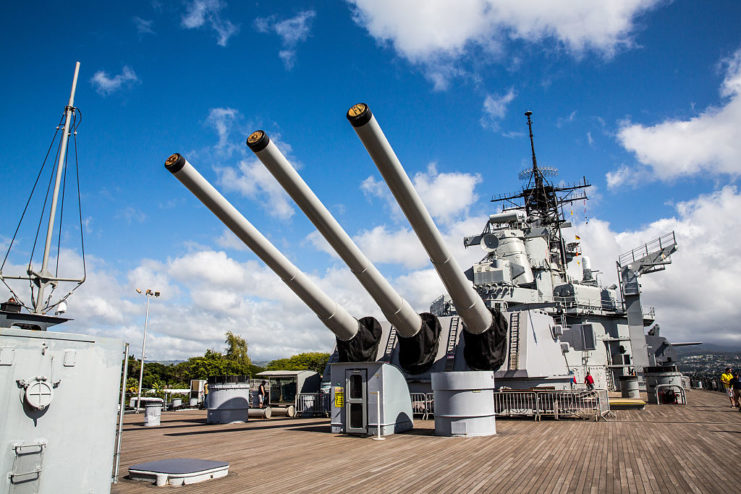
[297,392,331,417]
[410,393,434,420]
[493,391,539,418]
[494,389,609,421]
[619,231,677,266]
[553,296,615,315]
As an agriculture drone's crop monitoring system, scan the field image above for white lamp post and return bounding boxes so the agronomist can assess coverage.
[135,288,160,412]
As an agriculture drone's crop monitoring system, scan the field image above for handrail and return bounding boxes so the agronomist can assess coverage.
[493,389,608,421]
[619,232,677,266]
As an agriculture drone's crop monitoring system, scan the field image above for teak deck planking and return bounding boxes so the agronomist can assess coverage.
[112,390,741,494]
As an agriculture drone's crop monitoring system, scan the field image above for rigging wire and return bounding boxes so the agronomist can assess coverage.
[1,106,86,313]
[46,109,87,312]
[73,121,87,283]
[0,114,64,271]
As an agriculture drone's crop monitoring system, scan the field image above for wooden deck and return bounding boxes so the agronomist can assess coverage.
[112,390,741,493]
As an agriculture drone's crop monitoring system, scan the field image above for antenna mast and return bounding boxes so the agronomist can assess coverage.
[32,62,81,313]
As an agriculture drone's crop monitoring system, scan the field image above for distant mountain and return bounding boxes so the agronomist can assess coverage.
[149,359,185,365]
[675,343,741,355]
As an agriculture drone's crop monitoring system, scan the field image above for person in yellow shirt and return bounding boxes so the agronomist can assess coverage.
[721,367,734,407]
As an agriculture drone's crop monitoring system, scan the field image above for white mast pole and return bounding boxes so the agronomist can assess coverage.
[35,61,80,313]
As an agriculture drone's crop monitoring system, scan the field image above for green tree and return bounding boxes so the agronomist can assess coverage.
[266,352,330,375]
[225,330,251,368]
[123,332,257,389]
[126,377,139,394]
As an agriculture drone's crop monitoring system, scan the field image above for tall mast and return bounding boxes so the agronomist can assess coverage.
[34,62,80,313]
[525,111,543,192]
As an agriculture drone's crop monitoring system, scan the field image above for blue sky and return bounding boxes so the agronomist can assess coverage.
[1,0,740,360]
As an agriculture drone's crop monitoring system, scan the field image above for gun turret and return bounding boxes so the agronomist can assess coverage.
[347,104,507,370]
[165,153,381,360]
[246,132,440,374]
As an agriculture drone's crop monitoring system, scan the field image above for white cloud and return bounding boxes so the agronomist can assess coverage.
[133,16,154,36]
[613,48,741,186]
[361,163,481,225]
[347,0,663,87]
[412,163,482,223]
[199,107,296,220]
[305,230,340,259]
[216,158,295,220]
[216,229,248,251]
[568,186,741,345]
[205,107,239,155]
[556,111,577,128]
[181,0,239,47]
[116,206,147,224]
[480,88,516,130]
[354,226,427,269]
[90,66,139,96]
[255,11,316,70]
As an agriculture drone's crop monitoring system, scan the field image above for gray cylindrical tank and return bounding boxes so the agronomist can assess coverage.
[207,377,250,424]
[431,371,496,437]
[497,233,534,284]
[248,407,272,419]
[144,402,162,427]
[347,104,493,335]
[619,375,640,399]
[644,365,683,404]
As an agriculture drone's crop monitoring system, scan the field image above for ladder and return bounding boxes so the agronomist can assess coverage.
[382,327,397,362]
[508,312,521,370]
[444,317,460,371]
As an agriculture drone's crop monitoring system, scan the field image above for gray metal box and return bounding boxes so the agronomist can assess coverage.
[330,362,413,436]
[0,328,124,493]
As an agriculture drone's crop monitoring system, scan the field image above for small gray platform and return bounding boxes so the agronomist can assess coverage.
[128,458,229,486]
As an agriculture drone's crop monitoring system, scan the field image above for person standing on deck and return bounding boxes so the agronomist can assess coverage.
[258,381,267,408]
[585,371,595,390]
[730,372,741,410]
[721,367,734,407]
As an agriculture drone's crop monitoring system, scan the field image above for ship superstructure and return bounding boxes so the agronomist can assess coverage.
[432,111,682,390]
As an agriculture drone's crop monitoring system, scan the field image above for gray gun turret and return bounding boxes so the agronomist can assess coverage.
[246,131,441,374]
[346,103,508,370]
[165,153,381,361]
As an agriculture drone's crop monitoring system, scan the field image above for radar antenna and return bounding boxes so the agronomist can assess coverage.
[492,111,590,224]
[490,111,591,270]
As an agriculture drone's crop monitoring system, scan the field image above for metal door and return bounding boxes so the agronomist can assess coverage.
[345,369,367,434]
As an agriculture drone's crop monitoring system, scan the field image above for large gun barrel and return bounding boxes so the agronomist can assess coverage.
[164,153,359,342]
[346,103,493,335]
[246,131,422,338]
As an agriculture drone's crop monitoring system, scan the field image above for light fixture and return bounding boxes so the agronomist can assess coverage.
[134,288,161,413]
